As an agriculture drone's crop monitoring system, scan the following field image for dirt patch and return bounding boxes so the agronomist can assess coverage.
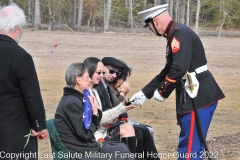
[19,30,240,160]
[207,132,240,159]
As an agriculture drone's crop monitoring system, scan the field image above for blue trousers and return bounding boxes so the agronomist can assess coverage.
[177,102,217,160]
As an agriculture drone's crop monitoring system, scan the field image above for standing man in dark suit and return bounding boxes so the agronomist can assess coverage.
[130,4,225,160]
[0,4,46,159]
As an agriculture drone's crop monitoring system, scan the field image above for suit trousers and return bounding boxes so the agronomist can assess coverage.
[134,125,159,160]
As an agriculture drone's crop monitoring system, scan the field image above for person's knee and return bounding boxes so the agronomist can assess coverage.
[120,123,135,137]
[134,128,143,141]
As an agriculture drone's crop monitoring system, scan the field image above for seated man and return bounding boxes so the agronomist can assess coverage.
[54,62,134,160]
[108,59,154,135]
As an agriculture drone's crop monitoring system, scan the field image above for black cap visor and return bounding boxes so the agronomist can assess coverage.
[144,18,152,27]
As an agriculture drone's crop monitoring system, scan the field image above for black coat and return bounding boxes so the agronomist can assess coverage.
[0,35,46,156]
[55,87,135,160]
[95,81,113,111]
[55,87,102,158]
[142,20,225,114]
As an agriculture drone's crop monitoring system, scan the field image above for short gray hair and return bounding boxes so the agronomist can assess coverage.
[0,3,26,33]
[65,63,87,88]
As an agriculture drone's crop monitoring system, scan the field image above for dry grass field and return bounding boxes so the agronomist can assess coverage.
[19,30,240,160]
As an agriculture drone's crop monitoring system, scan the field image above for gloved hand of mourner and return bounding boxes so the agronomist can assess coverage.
[153,89,165,102]
[130,91,146,106]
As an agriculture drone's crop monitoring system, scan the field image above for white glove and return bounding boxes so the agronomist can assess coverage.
[153,89,165,102]
[130,91,146,106]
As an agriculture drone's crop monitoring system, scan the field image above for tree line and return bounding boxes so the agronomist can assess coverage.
[1,0,240,37]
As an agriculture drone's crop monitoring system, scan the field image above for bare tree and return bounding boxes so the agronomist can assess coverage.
[27,0,32,23]
[186,0,190,26]
[166,0,169,5]
[48,0,53,31]
[180,0,185,24]
[154,0,161,6]
[195,0,201,34]
[86,0,96,31]
[104,0,112,32]
[77,0,84,32]
[70,0,76,30]
[47,0,61,31]
[87,0,93,28]
[92,1,96,32]
[9,0,13,4]
[129,0,133,33]
[143,0,147,10]
[169,0,173,17]
[34,0,40,31]
[175,0,179,21]
[87,12,92,27]
[31,0,35,27]
[218,0,229,37]
[125,0,128,8]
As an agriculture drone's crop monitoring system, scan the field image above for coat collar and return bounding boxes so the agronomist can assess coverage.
[163,20,176,39]
[63,87,83,100]
[0,34,17,44]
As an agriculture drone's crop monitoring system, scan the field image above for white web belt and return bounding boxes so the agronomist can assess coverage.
[195,65,208,74]
[182,65,208,80]
[182,65,208,98]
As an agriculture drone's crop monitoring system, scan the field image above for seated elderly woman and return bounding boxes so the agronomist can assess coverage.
[54,62,134,160]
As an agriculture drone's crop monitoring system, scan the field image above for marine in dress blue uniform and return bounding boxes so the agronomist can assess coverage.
[131,4,225,160]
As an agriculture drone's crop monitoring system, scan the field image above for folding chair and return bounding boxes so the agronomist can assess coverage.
[46,119,71,160]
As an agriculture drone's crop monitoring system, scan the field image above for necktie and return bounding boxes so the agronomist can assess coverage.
[106,86,113,107]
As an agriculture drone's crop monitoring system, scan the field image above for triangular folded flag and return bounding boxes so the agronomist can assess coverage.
[82,89,92,130]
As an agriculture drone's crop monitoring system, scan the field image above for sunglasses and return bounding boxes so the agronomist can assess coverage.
[106,66,121,76]
[95,71,105,75]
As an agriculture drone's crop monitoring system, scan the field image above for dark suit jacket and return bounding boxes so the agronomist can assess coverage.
[0,34,46,154]
[95,80,113,111]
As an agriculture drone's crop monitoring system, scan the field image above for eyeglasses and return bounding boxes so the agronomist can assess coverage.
[95,71,105,75]
[106,66,121,76]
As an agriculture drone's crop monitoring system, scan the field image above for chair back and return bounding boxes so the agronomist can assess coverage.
[46,119,71,160]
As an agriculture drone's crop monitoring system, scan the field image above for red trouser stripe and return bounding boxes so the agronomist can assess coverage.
[187,111,195,160]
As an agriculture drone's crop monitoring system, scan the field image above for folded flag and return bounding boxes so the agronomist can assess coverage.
[82,89,92,130]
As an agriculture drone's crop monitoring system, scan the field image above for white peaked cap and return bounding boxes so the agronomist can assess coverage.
[137,4,169,21]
